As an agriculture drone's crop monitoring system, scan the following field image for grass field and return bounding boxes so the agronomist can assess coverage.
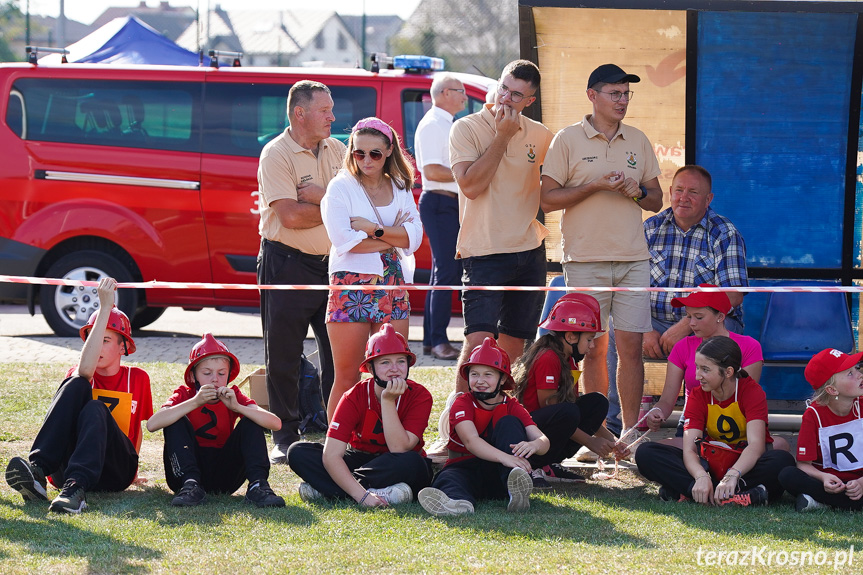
[1,362,860,574]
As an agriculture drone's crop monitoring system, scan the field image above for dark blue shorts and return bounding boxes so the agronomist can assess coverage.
[460,244,546,340]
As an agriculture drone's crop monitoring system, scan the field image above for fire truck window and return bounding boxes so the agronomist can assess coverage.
[401,89,484,155]
[6,90,23,138]
[204,83,375,157]
[11,79,200,153]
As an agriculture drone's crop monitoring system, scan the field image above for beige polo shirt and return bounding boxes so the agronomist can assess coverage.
[257,129,346,255]
[449,104,553,258]
[543,115,661,263]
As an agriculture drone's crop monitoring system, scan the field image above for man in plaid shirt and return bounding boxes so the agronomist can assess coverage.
[642,165,748,358]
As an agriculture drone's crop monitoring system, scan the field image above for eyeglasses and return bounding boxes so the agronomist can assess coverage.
[596,90,634,102]
[445,88,465,94]
[352,149,384,161]
[497,84,533,103]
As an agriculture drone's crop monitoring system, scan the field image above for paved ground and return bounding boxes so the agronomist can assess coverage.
[0,304,466,367]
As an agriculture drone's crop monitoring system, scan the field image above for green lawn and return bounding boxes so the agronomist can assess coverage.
[0,362,860,574]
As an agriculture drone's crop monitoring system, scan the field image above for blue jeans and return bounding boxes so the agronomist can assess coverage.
[418,191,461,347]
[606,315,744,435]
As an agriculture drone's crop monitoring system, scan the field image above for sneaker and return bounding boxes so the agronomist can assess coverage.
[171,480,206,507]
[574,445,599,463]
[530,469,552,490]
[719,484,768,507]
[368,482,413,505]
[418,487,474,516]
[244,479,286,508]
[49,480,87,514]
[506,467,532,512]
[298,482,324,503]
[543,463,587,484]
[269,444,289,465]
[658,486,689,503]
[796,493,828,512]
[5,457,48,502]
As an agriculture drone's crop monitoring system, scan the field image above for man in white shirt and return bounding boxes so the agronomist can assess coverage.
[415,74,467,361]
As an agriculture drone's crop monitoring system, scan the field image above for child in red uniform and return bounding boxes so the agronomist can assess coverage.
[147,333,285,507]
[418,338,550,516]
[5,278,153,514]
[513,293,616,485]
[779,348,863,511]
[635,336,794,506]
[287,323,433,506]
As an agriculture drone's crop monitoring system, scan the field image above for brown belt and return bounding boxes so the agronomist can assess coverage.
[425,189,458,198]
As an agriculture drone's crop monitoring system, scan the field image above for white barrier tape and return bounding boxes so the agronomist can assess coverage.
[2,274,863,293]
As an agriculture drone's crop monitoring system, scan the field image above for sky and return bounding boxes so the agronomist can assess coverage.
[26,0,422,26]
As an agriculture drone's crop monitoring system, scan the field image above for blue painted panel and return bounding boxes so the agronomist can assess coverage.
[696,12,855,269]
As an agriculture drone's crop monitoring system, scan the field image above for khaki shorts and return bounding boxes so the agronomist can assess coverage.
[562,260,652,333]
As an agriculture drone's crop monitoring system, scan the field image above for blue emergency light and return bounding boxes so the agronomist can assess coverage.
[393,55,445,73]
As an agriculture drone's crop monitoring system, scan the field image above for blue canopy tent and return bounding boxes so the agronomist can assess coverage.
[40,16,203,66]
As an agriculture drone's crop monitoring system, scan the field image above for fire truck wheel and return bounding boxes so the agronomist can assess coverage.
[40,250,139,338]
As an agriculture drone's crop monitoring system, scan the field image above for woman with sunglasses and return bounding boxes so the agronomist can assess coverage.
[321,117,422,422]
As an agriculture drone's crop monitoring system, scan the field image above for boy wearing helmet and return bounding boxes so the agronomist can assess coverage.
[418,339,550,516]
[288,323,433,507]
[512,293,616,485]
[5,277,153,514]
[147,334,285,508]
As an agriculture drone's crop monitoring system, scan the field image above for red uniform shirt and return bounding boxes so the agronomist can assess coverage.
[797,399,863,483]
[447,393,536,458]
[683,376,773,445]
[161,384,256,448]
[68,365,153,452]
[327,379,432,454]
[520,349,578,412]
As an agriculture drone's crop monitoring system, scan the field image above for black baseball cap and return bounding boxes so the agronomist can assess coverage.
[587,64,641,89]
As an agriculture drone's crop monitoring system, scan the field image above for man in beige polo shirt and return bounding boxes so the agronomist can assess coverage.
[449,59,554,392]
[257,80,346,463]
[540,64,662,439]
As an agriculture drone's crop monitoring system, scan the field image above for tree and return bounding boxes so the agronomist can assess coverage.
[0,1,24,62]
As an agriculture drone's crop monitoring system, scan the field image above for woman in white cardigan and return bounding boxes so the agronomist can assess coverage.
[321,117,423,421]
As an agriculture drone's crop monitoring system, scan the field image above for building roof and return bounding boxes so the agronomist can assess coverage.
[91,1,196,41]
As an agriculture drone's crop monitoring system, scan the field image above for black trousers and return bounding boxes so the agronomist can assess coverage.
[431,415,527,505]
[29,376,138,492]
[779,466,863,511]
[635,441,795,502]
[529,392,609,468]
[287,441,432,499]
[163,416,270,494]
[258,239,334,445]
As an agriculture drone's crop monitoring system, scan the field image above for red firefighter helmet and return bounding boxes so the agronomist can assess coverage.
[184,333,241,387]
[359,323,416,373]
[459,337,515,390]
[79,306,136,355]
[539,293,603,333]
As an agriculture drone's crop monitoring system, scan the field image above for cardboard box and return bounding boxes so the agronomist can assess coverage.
[239,368,268,410]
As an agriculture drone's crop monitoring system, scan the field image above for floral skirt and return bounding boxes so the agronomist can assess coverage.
[326,251,410,323]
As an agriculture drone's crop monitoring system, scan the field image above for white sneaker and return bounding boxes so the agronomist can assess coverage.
[796,493,828,512]
[418,487,474,516]
[298,482,323,502]
[368,482,413,505]
[575,445,598,463]
[506,468,532,512]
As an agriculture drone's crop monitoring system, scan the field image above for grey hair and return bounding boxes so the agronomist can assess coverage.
[430,73,461,101]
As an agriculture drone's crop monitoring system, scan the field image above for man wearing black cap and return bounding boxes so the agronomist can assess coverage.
[540,63,662,440]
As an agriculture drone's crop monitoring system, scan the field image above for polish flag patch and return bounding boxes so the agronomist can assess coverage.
[798,447,806,455]
[546,376,555,384]
[330,422,340,430]
[455,410,465,419]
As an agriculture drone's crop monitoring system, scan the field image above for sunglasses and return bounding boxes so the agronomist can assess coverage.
[352,148,384,161]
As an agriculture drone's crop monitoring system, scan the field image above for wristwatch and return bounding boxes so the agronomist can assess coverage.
[634,186,648,203]
[374,224,384,238]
